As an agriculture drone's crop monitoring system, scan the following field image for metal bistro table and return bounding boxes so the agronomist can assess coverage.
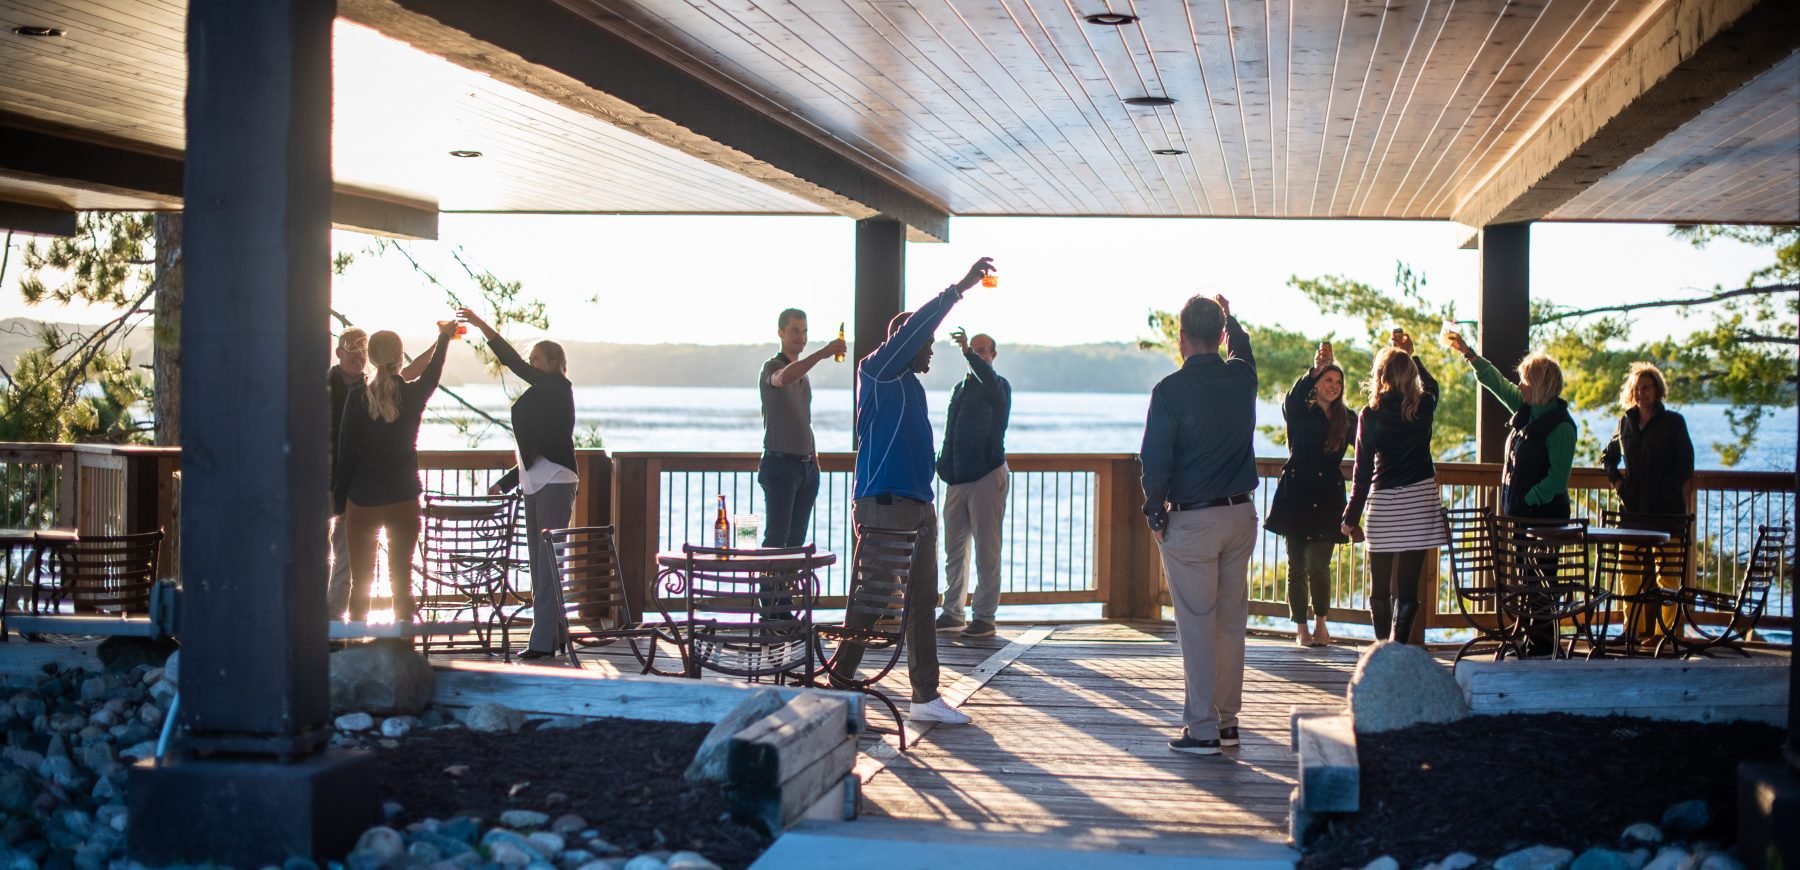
[654,545,836,683]
[1586,525,1675,656]
[0,528,78,640]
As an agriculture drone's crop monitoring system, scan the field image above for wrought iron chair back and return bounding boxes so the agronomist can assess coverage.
[680,543,817,683]
[545,526,669,673]
[416,493,518,653]
[1595,510,1693,655]
[1491,514,1598,659]
[1670,524,1789,657]
[1443,506,1507,662]
[811,526,919,748]
[49,529,164,615]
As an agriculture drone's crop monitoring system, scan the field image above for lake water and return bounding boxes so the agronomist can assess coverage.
[423,384,1797,471]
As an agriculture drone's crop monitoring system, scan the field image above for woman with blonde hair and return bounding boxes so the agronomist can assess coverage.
[1265,341,1356,647]
[1341,329,1446,644]
[332,320,457,622]
[1601,363,1694,514]
[1443,334,1576,520]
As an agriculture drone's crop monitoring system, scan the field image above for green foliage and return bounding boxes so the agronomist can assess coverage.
[18,214,155,307]
[0,323,151,443]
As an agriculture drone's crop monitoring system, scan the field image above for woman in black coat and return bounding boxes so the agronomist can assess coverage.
[1265,342,1355,647]
[1601,362,1694,515]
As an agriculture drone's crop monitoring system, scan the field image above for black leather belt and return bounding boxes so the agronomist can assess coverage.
[1169,493,1252,512]
[764,450,815,464]
[872,494,922,505]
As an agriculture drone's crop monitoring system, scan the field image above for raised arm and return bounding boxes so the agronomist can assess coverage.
[458,308,552,386]
[1601,417,1625,483]
[401,342,437,381]
[408,323,455,403]
[1342,413,1376,528]
[771,337,847,388]
[861,258,992,381]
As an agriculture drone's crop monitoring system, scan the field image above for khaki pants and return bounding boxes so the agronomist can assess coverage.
[941,464,1008,623]
[345,499,419,621]
[1156,502,1256,740]
[831,496,942,703]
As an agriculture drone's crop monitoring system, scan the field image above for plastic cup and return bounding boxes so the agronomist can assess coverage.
[733,514,760,548]
[981,273,998,288]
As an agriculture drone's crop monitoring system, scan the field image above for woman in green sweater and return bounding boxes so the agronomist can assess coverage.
[1443,333,1576,520]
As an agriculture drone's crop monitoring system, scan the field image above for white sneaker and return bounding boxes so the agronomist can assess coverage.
[909,697,971,725]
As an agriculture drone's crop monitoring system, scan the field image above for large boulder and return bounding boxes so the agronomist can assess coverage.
[1346,641,1469,733]
[329,640,435,716]
[683,689,785,783]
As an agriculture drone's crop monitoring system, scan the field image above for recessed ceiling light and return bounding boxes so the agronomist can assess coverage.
[448,150,483,158]
[1083,12,1137,25]
[1152,148,1187,156]
[11,25,65,37]
[1124,96,1177,107]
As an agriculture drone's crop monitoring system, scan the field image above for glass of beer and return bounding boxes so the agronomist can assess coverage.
[981,271,998,288]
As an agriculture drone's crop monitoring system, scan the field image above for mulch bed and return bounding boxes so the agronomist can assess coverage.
[374,718,773,870]
[1299,714,1785,870]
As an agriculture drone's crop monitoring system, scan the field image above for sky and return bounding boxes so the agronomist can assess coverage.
[0,214,1776,350]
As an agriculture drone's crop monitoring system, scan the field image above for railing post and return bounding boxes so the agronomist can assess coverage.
[1099,457,1159,621]
[611,455,661,623]
[573,451,613,528]
[56,448,77,530]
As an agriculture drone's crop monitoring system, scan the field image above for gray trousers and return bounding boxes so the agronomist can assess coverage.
[1156,501,1256,740]
[941,464,1008,622]
[327,512,351,619]
[525,482,578,653]
[832,497,942,703]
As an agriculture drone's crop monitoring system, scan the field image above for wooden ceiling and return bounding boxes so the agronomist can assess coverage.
[0,0,1794,235]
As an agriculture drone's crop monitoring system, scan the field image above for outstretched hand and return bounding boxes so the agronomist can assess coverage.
[1214,294,1232,319]
[455,308,492,335]
[950,327,969,352]
[1391,329,1414,355]
[1443,331,1472,358]
[955,257,996,293]
[1312,342,1332,373]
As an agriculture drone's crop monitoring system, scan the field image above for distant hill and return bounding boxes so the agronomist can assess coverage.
[1,318,1176,393]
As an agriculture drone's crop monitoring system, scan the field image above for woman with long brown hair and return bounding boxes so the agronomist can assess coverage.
[1265,341,1355,647]
[332,320,457,622]
[1602,362,1693,514]
[1341,329,1446,644]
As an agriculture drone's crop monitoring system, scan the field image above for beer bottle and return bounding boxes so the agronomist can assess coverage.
[834,323,846,363]
[713,494,730,550]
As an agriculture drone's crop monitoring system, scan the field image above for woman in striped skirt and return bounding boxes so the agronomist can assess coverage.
[1341,329,1447,644]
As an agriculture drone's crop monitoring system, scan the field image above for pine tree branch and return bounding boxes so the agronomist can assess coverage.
[1736,331,1800,346]
[1537,284,1798,322]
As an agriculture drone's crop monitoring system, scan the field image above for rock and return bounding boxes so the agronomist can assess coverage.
[39,755,85,789]
[1644,848,1690,870]
[409,831,475,859]
[1661,800,1709,836]
[664,853,719,870]
[1573,849,1641,870]
[4,748,44,772]
[1695,855,1745,870]
[487,842,536,867]
[143,667,165,686]
[285,859,321,870]
[1494,846,1575,870]
[551,814,589,835]
[148,680,178,707]
[1361,858,1398,870]
[406,842,443,864]
[96,804,128,833]
[44,735,66,759]
[379,716,417,739]
[1623,823,1663,847]
[335,713,376,732]
[526,832,565,855]
[163,651,181,686]
[96,637,177,674]
[558,852,596,870]
[440,816,483,844]
[623,858,666,870]
[537,717,587,731]
[1345,642,1469,733]
[499,809,551,829]
[53,808,93,839]
[119,741,159,762]
[466,703,525,734]
[382,801,405,820]
[684,689,784,783]
[1424,854,1480,870]
[73,845,108,870]
[46,713,85,734]
[349,826,406,869]
[92,776,120,802]
[419,709,448,728]
[330,640,435,716]
[80,743,114,772]
[78,676,111,705]
[137,702,164,727]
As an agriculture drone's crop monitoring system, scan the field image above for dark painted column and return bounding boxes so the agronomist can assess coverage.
[1476,223,1530,463]
[131,0,377,862]
[853,217,906,445]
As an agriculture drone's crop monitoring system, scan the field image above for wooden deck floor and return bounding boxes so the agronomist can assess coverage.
[852,623,1354,844]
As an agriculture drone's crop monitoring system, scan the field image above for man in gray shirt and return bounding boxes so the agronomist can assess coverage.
[759,308,846,547]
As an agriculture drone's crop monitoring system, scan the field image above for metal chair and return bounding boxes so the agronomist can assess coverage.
[415,493,518,657]
[545,525,674,674]
[1666,524,1789,657]
[1443,506,1512,664]
[810,526,920,750]
[45,529,164,617]
[674,543,818,684]
[1592,510,1693,657]
[1491,514,1601,660]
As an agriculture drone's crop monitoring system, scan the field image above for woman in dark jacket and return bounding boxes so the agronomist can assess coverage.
[1602,362,1694,514]
[458,308,578,661]
[1265,342,1354,648]
[1341,329,1446,645]
[333,320,456,622]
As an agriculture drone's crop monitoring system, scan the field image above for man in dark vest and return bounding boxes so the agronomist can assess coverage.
[935,329,1011,639]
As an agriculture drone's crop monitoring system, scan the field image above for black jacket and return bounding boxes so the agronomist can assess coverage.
[936,350,1011,485]
[1601,405,1694,515]
[1344,357,1439,526]
[333,332,452,512]
[489,337,577,494]
[1502,399,1574,518]
[1265,372,1355,542]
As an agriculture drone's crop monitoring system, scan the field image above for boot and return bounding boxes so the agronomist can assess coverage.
[1393,601,1420,645]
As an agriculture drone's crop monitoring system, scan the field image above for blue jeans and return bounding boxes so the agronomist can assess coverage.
[758,453,819,548]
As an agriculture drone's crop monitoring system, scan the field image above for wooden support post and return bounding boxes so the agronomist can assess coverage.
[610,455,661,623]
[1477,224,1530,463]
[573,450,612,528]
[852,218,906,447]
[1099,457,1159,621]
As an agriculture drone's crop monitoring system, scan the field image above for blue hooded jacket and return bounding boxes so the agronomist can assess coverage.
[854,284,963,502]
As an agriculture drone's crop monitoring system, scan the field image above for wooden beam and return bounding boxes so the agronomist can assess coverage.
[852,217,906,450]
[338,0,951,243]
[0,201,77,237]
[1477,224,1530,464]
[1452,0,1800,228]
[0,118,439,240]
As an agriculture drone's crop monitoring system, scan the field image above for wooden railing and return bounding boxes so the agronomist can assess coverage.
[3,443,1791,636]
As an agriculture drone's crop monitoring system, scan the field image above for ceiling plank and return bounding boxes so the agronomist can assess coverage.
[0,199,76,237]
[0,118,440,239]
[338,0,951,242]
[1451,0,1800,228]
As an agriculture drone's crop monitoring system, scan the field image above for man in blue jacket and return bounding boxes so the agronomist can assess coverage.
[833,256,992,727]
[935,328,1011,639]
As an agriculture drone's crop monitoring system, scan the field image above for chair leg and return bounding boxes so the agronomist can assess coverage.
[860,687,907,752]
